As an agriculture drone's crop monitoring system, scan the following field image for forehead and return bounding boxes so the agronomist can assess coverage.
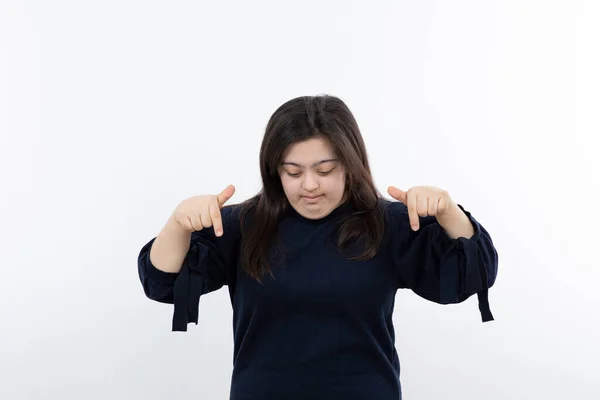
[282,137,336,162]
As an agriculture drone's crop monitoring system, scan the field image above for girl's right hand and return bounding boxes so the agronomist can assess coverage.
[171,184,236,236]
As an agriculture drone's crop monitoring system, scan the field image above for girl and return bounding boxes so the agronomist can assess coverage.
[137,94,498,399]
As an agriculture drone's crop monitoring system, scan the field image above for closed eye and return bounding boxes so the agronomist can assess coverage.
[287,170,334,178]
[318,170,334,176]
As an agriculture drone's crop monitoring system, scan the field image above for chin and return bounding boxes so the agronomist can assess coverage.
[301,204,331,216]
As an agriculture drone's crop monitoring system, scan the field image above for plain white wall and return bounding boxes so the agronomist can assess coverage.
[1,0,599,399]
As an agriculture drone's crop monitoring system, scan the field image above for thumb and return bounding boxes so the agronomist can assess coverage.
[217,184,236,207]
[387,186,407,204]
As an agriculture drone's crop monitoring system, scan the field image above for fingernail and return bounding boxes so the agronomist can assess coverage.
[216,230,222,236]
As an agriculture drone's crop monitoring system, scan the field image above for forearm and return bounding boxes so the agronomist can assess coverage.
[436,203,475,239]
[149,215,192,273]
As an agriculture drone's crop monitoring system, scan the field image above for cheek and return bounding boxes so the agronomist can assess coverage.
[322,178,344,196]
[332,173,346,191]
[280,177,297,195]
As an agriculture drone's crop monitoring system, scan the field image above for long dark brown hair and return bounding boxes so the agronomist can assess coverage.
[236,94,386,281]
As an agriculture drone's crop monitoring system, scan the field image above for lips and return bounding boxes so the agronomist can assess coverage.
[303,195,322,203]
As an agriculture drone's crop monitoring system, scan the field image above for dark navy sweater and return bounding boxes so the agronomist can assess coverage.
[138,199,498,399]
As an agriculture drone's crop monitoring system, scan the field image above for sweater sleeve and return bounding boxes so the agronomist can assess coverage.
[137,205,241,331]
[385,201,498,322]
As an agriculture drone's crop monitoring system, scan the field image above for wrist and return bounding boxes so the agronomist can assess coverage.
[163,214,192,237]
[436,203,475,239]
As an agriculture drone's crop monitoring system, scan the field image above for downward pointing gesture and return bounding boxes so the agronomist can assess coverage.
[172,184,236,235]
[387,185,455,231]
[211,184,236,236]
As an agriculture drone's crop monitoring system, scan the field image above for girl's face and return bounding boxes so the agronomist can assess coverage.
[278,136,346,220]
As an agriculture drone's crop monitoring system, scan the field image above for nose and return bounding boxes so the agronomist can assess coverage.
[302,172,319,191]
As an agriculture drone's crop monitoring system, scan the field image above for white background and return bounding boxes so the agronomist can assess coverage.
[1,0,599,399]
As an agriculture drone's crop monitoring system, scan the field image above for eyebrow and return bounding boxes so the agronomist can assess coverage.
[280,158,340,168]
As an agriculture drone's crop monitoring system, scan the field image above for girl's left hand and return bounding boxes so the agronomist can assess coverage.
[387,185,457,231]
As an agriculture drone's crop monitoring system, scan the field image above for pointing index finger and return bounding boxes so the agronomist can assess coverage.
[210,202,224,237]
[408,192,419,231]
